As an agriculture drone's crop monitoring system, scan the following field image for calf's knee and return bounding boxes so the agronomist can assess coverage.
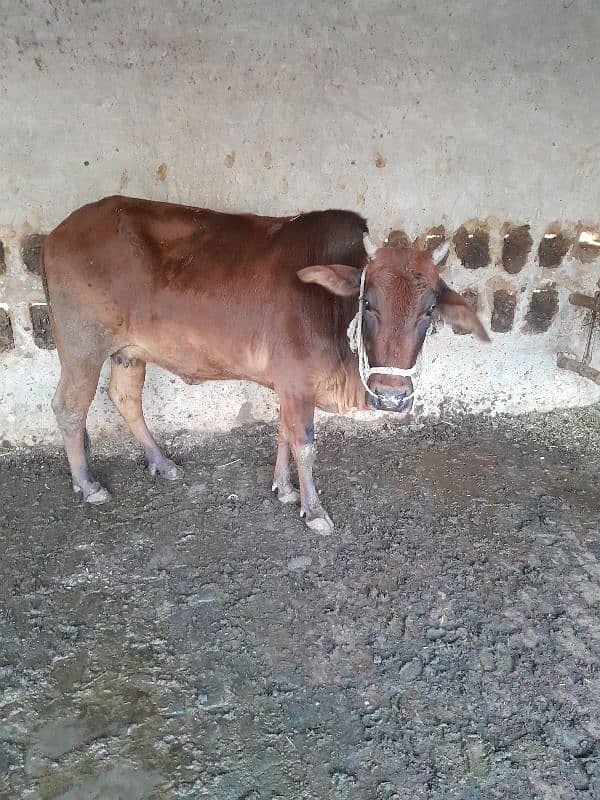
[52,392,85,435]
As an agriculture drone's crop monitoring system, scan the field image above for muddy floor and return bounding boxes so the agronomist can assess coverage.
[1,408,600,800]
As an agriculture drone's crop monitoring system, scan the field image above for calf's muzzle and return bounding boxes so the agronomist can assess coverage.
[366,383,414,413]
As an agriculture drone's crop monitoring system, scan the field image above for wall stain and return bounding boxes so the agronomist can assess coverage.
[154,163,168,183]
[119,169,129,191]
[453,224,490,269]
[30,304,55,350]
[263,151,273,169]
[0,240,6,275]
[375,153,386,168]
[21,233,46,274]
[386,229,412,248]
[538,224,571,268]
[572,224,600,264]
[523,284,559,333]
[0,308,14,351]
[501,223,532,274]
[415,225,448,265]
[491,289,516,333]
[224,152,236,168]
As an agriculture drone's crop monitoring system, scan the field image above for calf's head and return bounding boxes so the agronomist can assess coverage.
[298,238,489,413]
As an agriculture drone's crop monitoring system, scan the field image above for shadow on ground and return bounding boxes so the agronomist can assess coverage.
[1,408,599,799]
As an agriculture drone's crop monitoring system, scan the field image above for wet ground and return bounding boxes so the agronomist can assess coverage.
[1,408,599,800]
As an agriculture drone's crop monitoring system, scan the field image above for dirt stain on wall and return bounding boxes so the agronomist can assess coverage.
[0,308,14,351]
[154,163,168,183]
[386,229,412,248]
[453,224,490,270]
[224,152,236,168]
[572,224,600,264]
[501,223,532,274]
[21,233,46,275]
[523,284,559,333]
[491,289,516,333]
[415,225,448,267]
[538,225,571,268]
[29,304,55,350]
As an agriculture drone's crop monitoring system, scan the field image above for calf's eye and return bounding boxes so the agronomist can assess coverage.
[426,304,436,317]
[363,298,370,311]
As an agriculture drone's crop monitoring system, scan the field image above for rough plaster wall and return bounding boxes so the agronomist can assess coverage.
[0,0,599,445]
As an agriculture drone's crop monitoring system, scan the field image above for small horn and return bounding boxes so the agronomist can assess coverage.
[431,240,450,265]
[363,233,377,258]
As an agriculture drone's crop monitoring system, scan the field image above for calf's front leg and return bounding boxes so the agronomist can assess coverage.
[272,435,300,504]
[277,393,334,533]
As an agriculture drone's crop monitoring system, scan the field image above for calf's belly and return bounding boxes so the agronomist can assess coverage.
[113,333,274,390]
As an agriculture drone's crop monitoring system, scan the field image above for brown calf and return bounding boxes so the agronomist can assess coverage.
[42,196,487,532]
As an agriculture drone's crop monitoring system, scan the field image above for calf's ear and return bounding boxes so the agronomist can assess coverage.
[436,280,490,341]
[297,264,362,297]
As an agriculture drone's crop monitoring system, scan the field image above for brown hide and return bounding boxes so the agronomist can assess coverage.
[43,196,368,411]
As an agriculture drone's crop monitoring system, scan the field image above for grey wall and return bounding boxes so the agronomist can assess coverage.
[1,0,599,444]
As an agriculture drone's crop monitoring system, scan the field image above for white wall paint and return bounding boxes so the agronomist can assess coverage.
[1,0,599,445]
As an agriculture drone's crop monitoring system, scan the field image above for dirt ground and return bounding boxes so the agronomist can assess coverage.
[1,408,599,800]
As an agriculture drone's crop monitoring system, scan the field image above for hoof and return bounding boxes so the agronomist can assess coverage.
[272,482,300,504]
[74,482,111,504]
[148,459,183,480]
[302,508,334,534]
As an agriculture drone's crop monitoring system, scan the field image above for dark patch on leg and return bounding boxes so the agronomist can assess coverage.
[29,303,55,349]
[453,226,490,269]
[111,351,136,368]
[501,224,532,274]
[491,290,516,333]
[0,308,14,351]
[538,229,570,268]
[0,241,6,275]
[453,290,479,335]
[305,423,315,444]
[21,233,46,275]
[523,284,559,333]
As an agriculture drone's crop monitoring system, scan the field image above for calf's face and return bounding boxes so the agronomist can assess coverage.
[298,243,489,412]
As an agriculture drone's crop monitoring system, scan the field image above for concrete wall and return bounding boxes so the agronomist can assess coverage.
[1,0,599,445]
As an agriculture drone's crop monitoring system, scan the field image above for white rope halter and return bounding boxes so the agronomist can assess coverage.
[346,259,422,400]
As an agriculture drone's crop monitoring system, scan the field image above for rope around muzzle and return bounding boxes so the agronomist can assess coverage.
[346,262,424,401]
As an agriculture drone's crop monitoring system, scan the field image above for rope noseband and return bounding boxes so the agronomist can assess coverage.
[346,261,423,400]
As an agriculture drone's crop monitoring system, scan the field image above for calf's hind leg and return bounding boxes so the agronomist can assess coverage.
[108,355,182,480]
[52,360,110,503]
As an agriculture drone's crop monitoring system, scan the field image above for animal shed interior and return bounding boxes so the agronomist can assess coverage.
[1,1,600,798]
